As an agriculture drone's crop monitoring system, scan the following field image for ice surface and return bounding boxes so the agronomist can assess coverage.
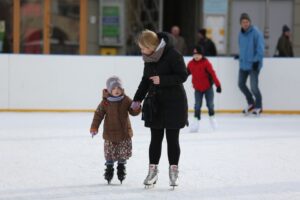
[0,112,300,200]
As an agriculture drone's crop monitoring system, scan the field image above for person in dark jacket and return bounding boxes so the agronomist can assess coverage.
[275,25,294,57]
[187,46,221,132]
[197,28,217,56]
[170,25,187,55]
[130,29,188,188]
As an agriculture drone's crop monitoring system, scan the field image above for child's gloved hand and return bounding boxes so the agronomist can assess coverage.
[90,128,98,138]
[130,101,141,110]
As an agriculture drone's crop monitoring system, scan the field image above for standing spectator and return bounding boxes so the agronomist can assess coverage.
[187,46,222,132]
[275,25,294,57]
[237,13,264,116]
[197,28,217,56]
[131,29,188,188]
[170,25,187,55]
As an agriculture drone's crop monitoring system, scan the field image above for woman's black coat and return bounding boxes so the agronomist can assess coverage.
[133,32,188,129]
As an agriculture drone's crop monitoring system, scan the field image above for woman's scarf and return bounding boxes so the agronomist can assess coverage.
[142,39,166,63]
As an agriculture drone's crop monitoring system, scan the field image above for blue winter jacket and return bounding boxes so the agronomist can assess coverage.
[238,25,264,71]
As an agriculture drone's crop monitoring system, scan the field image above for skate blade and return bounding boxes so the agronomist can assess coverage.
[170,184,178,190]
[144,181,157,189]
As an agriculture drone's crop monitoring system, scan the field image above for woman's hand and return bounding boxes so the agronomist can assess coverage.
[149,76,160,85]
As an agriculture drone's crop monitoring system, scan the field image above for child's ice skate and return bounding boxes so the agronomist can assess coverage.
[117,163,126,184]
[144,164,158,188]
[189,118,199,133]
[169,165,179,189]
[104,164,114,184]
[209,116,217,130]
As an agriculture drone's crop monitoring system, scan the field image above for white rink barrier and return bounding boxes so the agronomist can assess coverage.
[0,54,300,113]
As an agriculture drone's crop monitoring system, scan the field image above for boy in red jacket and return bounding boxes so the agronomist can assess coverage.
[187,46,222,132]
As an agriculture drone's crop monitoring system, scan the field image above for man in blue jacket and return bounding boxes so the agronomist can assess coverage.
[237,13,264,116]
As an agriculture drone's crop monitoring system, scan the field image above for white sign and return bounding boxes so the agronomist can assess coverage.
[205,15,226,54]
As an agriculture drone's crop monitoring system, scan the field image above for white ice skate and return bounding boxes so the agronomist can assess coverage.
[209,116,218,130]
[189,118,199,133]
[169,165,179,189]
[144,164,158,188]
[242,104,255,115]
[252,108,262,117]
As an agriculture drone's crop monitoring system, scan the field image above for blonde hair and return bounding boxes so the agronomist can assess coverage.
[137,29,159,50]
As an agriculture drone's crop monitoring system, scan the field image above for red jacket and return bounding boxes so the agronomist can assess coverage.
[187,58,221,92]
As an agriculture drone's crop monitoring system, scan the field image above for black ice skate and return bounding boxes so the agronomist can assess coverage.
[252,108,262,116]
[117,163,126,184]
[104,164,114,184]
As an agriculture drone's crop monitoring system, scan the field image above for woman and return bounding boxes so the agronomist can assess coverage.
[131,29,188,188]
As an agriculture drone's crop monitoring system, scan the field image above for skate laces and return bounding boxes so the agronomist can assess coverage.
[146,164,158,179]
[169,165,178,178]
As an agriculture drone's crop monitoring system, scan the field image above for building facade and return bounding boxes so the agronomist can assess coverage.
[0,0,299,56]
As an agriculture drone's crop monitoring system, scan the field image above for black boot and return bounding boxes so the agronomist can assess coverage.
[104,164,114,184]
[117,163,126,183]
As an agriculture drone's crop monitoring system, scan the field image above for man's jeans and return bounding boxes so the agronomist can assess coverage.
[238,69,262,109]
[194,87,214,120]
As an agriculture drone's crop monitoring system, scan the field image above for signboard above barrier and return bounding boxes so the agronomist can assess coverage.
[99,0,124,46]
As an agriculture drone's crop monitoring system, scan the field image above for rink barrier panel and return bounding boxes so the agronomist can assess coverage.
[0,54,299,114]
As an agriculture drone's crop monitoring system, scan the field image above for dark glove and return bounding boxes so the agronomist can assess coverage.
[252,61,259,71]
[234,55,239,60]
[216,86,222,93]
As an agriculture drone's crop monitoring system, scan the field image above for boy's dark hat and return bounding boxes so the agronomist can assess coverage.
[193,46,204,55]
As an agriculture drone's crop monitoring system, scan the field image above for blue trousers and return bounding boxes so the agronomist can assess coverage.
[238,69,262,109]
[194,87,214,120]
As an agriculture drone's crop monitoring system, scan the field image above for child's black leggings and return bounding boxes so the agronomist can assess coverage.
[149,128,180,165]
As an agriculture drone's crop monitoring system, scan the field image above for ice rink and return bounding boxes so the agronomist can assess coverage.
[0,112,300,200]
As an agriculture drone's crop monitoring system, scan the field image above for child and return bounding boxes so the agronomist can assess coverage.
[90,76,141,184]
[187,46,222,132]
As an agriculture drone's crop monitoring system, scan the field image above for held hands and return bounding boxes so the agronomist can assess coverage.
[252,61,259,71]
[149,76,160,85]
[90,128,98,138]
[130,101,141,110]
[216,86,222,93]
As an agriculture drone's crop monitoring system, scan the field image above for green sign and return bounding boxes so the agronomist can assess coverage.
[0,21,5,40]
[101,6,120,43]
[102,6,120,37]
[99,0,124,46]
[0,21,5,52]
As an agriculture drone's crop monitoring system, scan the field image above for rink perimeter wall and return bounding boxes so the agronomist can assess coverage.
[0,54,300,114]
